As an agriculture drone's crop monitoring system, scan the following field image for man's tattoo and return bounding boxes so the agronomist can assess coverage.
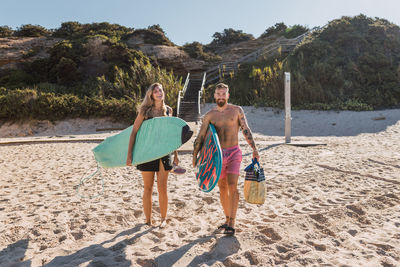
[243,127,256,150]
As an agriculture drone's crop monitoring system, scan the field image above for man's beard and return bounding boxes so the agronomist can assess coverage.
[216,99,226,107]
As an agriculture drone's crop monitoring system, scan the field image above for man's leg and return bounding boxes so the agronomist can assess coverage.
[226,173,239,228]
[217,177,230,225]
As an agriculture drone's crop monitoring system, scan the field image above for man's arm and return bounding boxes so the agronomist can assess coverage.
[238,107,260,161]
[192,114,211,167]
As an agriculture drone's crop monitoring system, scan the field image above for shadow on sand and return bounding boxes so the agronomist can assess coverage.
[154,234,240,266]
[0,239,31,266]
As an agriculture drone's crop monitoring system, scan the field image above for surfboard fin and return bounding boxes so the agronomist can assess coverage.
[181,125,193,144]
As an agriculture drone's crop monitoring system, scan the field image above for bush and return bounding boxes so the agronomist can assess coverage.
[14,24,50,37]
[0,88,138,122]
[260,22,287,38]
[125,28,174,46]
[96,58,182,108]
[53,21,133,40]
[55,57,80,85]
[52,21,83,38]
[0,26,13,37]
[0,69,34,88]
[182,42,221,62]
[209,28,254,47]
[284,25,309,38]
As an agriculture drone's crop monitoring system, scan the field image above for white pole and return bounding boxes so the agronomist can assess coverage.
[284,72,291,143]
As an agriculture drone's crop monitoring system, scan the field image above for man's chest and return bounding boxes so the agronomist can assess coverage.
[210,112,238,128]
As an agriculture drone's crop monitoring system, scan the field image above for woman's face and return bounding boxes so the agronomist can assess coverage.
[152,85,164,102]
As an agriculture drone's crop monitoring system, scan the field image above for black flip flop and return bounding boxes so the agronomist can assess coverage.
[224,226,235,236]
[217,223,228,230]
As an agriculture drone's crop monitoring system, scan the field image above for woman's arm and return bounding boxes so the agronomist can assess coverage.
[168,106,179,165]
[126,112,145,166]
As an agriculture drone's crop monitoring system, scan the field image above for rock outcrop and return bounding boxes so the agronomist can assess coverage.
[0,37,60,70]
[126,35,206,75]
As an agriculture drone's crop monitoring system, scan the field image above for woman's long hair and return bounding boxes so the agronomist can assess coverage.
[139,82,167,119]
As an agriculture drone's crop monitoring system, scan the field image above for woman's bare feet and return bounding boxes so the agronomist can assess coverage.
[159,218,167,228]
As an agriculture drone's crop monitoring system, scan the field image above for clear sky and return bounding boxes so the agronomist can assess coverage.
[1,0,399,45]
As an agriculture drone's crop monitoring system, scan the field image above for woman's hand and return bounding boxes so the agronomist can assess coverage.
[173,156,179,166]
[126,156,132,166]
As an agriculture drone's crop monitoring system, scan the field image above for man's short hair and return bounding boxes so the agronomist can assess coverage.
[215,83,229,92]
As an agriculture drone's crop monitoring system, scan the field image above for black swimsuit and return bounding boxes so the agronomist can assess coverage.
[136,109,173,172]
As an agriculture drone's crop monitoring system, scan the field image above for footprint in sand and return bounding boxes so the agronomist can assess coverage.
[244,250,260,265]
[258,227,282,242]
[202,196,215,204]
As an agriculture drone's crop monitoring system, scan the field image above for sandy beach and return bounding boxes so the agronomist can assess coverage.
[1,106,399,266]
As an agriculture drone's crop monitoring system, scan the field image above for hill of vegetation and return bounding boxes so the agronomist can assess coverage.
[0,22,182,122]
[213,15,400,110]
[1,15,400,123]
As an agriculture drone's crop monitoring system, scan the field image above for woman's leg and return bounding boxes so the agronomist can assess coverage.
[142,171,155,225]
[156,160,169,225]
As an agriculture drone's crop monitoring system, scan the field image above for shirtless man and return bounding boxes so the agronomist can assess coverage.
[192,83,259,235]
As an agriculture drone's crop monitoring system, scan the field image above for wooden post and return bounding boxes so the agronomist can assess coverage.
[284,72,291,143]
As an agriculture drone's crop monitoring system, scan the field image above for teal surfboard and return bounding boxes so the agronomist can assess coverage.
[93,117,193,168]
[196,124,223,192]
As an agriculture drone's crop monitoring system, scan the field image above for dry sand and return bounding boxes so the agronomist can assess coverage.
[0,106,399,266]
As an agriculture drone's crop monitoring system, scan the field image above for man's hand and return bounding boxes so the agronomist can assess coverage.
[192,155,197,168]
[253,150,260,162]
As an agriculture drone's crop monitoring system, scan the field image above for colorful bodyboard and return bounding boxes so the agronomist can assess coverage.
[196,124,223,192]
[93,117,193,168]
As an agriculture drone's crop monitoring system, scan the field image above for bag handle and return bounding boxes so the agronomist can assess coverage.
[244,158,261,172]
[252,158,260,169]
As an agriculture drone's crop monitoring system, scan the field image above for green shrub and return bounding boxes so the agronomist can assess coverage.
[209,28,254,47]
[0,69,34,88]
[125,28,174,46]
[14,24,50,37]
[22,47,41,59]
[284,25,309,38]
[260,22,287,38]
[0,88,139,122]
[182,42,221,62]
[55,57,80,85]
[0,25,13,37]
[53,21,133,40]
[52,21,83,38]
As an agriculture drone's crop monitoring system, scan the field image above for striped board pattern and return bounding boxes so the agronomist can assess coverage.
[196,124,223,192]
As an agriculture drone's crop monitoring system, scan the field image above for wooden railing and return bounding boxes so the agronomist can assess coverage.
[204,29,317,85]
[177,73,190,116]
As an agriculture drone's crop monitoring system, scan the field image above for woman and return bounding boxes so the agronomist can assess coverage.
[126,82,179,227]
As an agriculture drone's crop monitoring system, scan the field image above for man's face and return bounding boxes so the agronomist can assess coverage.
[214,87,229,107]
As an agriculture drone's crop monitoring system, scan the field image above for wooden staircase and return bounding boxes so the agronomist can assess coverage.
[176,28,322,121]
[177,73,206,122]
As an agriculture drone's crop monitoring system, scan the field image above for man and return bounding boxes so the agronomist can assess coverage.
[192,83,259,235]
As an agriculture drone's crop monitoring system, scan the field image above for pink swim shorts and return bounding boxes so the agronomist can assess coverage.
[220,145,242,179]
